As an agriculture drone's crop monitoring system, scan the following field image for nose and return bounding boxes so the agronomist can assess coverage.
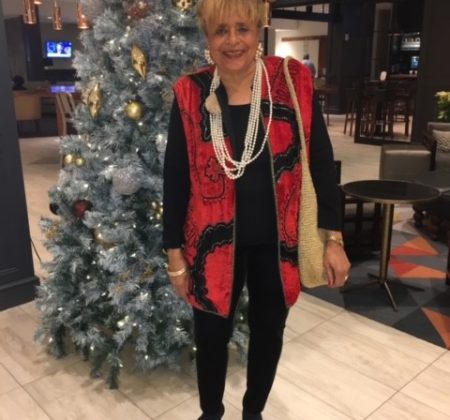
[227,28,239,45]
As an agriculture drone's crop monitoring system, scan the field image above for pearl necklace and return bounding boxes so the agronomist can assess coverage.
[208,58,273,180]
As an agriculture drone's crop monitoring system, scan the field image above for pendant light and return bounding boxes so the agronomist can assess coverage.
[77,1,91,30]
[52,0,63,31]
[23,0,37,24]
[34,0,43,5]
[263,0,276,28]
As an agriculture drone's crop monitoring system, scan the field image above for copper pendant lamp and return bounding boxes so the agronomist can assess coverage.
[53,0,63,30]
[23,0,37,24]
[77,1,91,30]
[263,0,276,28]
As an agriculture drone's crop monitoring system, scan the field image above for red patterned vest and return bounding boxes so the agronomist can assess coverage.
[173,56,313,317]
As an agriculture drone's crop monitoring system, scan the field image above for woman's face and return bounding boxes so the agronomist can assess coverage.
[206,15,259,77]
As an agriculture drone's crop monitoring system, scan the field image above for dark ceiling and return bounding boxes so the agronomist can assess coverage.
[273,0,415,7]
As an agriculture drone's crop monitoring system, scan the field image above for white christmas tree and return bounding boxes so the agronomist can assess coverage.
[36,0,248,388]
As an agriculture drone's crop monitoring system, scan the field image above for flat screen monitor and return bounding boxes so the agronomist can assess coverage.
[410,55,419,71]
[45,41,72,58]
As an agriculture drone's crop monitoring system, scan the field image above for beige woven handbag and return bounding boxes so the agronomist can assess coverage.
[283,57,328,288]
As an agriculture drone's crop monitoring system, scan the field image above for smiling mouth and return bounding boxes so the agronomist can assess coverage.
[223,50,245,58]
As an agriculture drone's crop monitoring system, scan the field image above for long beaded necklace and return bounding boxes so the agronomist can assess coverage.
[207,58,273,180]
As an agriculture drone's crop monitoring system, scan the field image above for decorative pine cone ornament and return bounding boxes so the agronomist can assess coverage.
[87,83,102,119]
[131,45,148,79]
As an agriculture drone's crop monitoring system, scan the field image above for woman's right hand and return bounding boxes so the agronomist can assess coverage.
[170,271,190,303]
[167,249,190,303]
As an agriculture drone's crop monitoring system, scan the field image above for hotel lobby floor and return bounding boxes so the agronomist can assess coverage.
[1,116,448,419]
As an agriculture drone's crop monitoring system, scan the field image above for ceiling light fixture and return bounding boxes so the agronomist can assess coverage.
[77,1,91,30]
[23,0,37,24]
[34,0,43,5]
[52,0,63,30]
[263,0,276,28]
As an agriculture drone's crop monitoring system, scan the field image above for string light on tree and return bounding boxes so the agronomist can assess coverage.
[150,200,163,221]
[94,229,115,250]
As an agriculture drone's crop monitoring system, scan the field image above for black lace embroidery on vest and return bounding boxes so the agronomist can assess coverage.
[280,242,298,266]
[261,101,301,180]
[191,222,234,313]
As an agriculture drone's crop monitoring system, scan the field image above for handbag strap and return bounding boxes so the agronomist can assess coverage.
[282,57,317,198]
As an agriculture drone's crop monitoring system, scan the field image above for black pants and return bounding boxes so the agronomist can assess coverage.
[194,243,289,416]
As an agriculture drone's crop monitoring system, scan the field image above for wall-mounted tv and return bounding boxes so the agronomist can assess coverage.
[45,41,72,58]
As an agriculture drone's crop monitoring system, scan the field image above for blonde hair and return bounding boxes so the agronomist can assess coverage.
[197,0,265,33]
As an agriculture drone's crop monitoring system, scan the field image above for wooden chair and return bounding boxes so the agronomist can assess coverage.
[315,84,337,126]
[14,92,42,134]
[55,92,76,136]
[343,87,357,136]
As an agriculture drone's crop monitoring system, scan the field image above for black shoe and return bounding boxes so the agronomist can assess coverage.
[198,405,225,420]
[197,414,222,420]
[243,412,263,420]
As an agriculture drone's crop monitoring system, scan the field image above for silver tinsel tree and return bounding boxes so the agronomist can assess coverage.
[36,0,248,388]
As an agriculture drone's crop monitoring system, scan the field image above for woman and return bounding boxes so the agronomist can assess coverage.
[163,1,351,419]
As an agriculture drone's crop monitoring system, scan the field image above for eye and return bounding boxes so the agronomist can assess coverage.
[215,26,228,36]
[237,25,250,34]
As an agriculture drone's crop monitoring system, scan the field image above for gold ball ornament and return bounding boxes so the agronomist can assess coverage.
[126,101,144,121]
[172,0,196,12]
[127,1,151,20]
[63,154,75,166]
[131,45,148,79]
[75,156,86,167]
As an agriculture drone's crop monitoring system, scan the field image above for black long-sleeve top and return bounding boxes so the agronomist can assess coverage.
[163,93,341,250]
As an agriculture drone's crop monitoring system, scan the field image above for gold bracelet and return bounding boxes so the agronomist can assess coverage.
[326,235,344,247]
[167,266,187,277]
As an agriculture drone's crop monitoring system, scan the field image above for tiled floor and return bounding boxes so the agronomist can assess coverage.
[1,116,449,419]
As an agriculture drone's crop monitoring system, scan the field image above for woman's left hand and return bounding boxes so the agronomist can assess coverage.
[324,242,351,288]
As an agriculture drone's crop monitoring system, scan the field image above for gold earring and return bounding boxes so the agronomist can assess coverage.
[255,42,263,61]
[204,49,214,65]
